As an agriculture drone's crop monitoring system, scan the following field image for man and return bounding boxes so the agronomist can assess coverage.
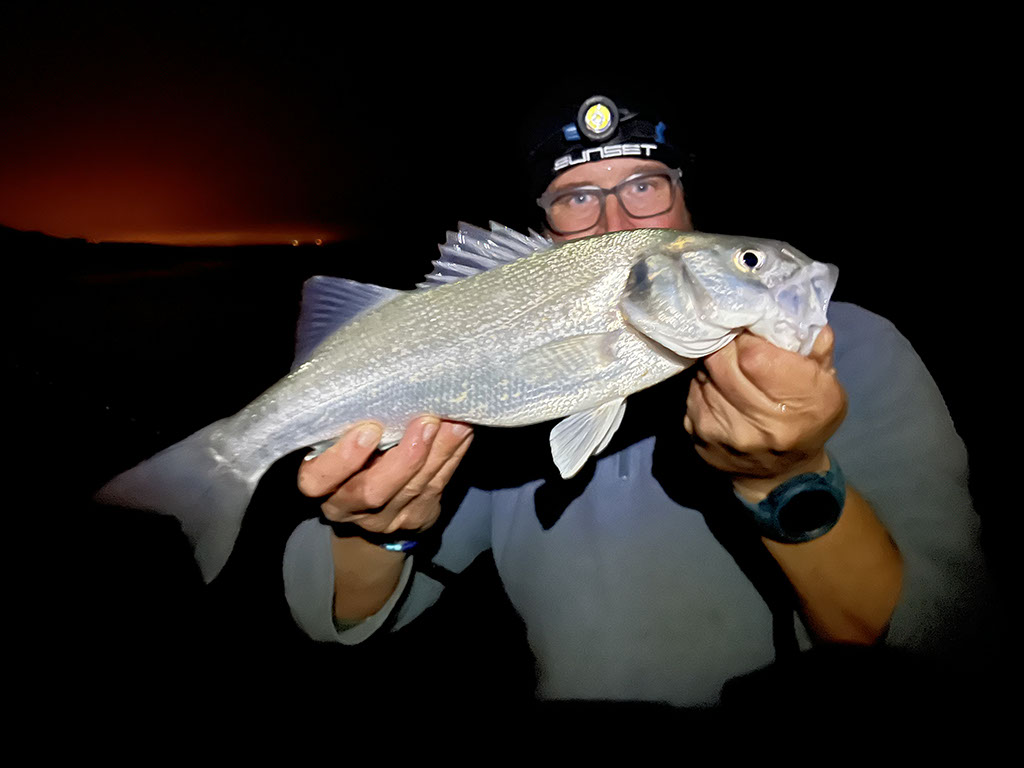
[282,96,984,705]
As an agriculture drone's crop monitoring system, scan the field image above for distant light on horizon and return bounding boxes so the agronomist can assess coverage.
[127,229,344,247]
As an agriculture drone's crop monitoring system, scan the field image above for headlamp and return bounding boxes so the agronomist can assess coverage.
[527,94,688,200]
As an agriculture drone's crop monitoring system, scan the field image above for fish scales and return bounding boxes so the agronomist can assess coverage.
[223,228,679,460]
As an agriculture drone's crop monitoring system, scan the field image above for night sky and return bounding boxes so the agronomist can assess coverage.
[4,10,992,247]
[3,9,593,246]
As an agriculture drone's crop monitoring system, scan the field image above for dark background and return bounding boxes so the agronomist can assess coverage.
[3,7,1010,726]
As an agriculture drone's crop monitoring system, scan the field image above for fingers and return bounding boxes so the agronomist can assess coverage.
[701,337,774,414]
[808,324,836,367]
[369,426,475,533]
[393,422,475,512]
[704,328,836,409]
[325,417,442,513]
[297,422,384,498]
[685,369,760,472]
[313,418,473,533]
[684,325,845,478]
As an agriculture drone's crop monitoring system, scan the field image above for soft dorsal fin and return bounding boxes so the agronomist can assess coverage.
[292,276,402,369]
[418,221,551,289]
[294,222,549,366]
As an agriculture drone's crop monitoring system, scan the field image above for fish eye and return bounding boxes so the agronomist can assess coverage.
[735,249,766,271]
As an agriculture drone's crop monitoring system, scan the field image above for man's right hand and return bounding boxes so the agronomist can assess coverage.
[297,417,473,623]
[297,416,474,536]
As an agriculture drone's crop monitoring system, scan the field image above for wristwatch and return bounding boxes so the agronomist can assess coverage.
[736,455,846,544]
[318,516,419,552]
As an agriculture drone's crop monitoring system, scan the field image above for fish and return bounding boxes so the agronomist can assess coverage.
[96,223,837,582]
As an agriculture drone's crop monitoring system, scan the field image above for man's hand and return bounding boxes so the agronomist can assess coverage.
[298,416,474,535]
[298,417,473,622]
[683,327,846,501]
[685,327,902,643]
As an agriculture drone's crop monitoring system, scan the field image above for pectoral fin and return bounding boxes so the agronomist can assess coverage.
[550,398,627,479]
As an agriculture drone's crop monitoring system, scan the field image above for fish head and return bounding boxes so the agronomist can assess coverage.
[620,231,838,358]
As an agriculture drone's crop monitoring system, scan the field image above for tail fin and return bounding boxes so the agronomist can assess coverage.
[95,419,269,583]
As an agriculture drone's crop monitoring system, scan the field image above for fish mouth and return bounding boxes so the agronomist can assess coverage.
[763,262,837,354]
[773,262,835,315]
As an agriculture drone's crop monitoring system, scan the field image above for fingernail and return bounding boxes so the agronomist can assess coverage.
[452,423,472,438]
[421,418,439,442]
[356,423,383,448]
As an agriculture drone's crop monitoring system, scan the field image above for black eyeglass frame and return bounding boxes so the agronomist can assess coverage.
[536,167,683,235]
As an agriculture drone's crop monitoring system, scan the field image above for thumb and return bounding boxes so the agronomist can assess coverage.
[808,325,836,369]
[297,422,383,497]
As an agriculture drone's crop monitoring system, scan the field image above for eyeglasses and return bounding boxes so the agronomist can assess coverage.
[537,167,683,235]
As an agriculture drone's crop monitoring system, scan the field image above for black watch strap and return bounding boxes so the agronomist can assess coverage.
[736,456,846,544]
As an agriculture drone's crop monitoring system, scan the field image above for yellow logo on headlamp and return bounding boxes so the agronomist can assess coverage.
[584,104,612,134]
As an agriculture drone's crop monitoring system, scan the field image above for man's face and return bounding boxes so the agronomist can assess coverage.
[542,158,693,242]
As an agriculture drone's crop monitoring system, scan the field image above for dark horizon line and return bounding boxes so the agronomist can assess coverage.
[0,222,354,249]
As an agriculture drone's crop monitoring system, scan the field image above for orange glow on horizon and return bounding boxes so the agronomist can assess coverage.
[0,93,346,248]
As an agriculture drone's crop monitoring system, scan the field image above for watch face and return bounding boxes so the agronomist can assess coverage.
[777,490,842,541]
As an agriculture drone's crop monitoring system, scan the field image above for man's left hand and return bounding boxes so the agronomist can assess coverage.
[683,326,847,500]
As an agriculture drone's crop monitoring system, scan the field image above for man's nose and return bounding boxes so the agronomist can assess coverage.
[602,195,641,234]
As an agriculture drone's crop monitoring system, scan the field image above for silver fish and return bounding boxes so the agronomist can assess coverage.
[97,223,837,581]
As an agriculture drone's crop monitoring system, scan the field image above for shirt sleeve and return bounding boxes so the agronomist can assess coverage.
[826,303,996,657]
[282,484,496,643]
[282,519,416,644]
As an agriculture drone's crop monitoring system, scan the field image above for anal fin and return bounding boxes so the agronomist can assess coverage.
[302,439,337,462]
[302,434,398,462]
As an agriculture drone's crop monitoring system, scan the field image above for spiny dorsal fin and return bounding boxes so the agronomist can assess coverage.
[293,276,402,369]
[418,221,551,289]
